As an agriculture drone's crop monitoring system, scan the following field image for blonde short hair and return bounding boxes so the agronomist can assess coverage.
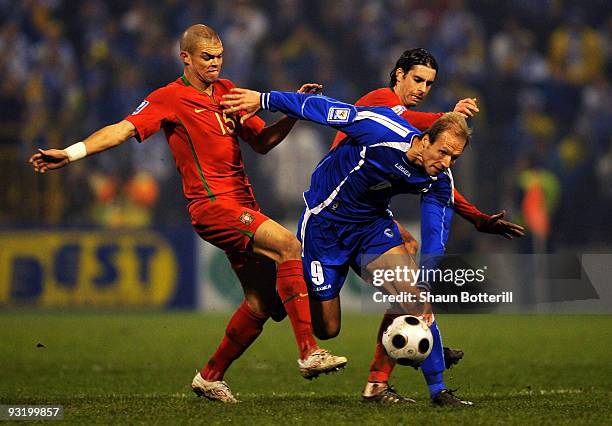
[424,112,472,146]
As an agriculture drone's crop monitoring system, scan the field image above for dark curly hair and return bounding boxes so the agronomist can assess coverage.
[389,48,438,88]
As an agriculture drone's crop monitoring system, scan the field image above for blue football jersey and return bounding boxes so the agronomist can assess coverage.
[262,91,453,225]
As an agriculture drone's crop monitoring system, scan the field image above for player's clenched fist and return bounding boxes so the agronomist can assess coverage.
[29,148,70,173]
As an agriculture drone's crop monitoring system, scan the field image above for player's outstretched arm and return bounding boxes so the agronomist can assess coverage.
[453,188,489,226]
[222,84,321,121]
[452,191,524,239]
[224,89,408,147]
[223,88,348,127]
[401,98,479,132]
[29,120,137,173]
[244,83,323,155]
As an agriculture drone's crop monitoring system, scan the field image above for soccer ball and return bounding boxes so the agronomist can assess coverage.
[382,315,433,366]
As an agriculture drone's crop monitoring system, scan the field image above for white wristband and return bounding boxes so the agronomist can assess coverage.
[64,142,87,162]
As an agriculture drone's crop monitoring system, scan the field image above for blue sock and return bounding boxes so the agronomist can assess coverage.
[420,320,446,398]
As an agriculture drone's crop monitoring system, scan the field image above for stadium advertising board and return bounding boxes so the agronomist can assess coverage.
[0,228,196,308]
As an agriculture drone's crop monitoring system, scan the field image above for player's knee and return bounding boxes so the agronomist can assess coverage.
[404,240,418,256]
[276,234,302,263]
[244,296,271,319]
[314,328,340,340]
[313,321,340,340]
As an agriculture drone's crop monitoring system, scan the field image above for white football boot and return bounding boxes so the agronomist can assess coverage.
[298,348,348,379]
[191,372,238,403]
[362,382,416,403]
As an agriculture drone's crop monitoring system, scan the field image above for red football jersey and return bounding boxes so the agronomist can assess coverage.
[125,76,265,202]
[330,87,488,225]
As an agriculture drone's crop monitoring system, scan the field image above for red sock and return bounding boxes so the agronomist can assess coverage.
[277,260,317,359]
[201,300,268,381]
[368,313,397,383]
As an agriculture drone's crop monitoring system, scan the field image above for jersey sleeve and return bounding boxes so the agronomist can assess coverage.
[400,110,444,132]
[420,176,454,257]
[419,179,455,291]
[124,88,175,142]
[263,91,418,146]
[237,114,266,142]
[453,188,489,226]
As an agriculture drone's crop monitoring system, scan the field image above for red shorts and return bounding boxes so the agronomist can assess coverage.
[188,198,270,268]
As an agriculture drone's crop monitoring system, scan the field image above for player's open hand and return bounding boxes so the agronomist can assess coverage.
[453,98,479,118]
[475,210,525,239]
[28,148,70,173]
[297,83,323,95]
[221,88,262,124]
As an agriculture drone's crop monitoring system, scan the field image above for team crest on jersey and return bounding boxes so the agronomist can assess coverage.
[131,100,149,115]
[327,107,350,123]
[392,105,407,115]
[239,211,255,226]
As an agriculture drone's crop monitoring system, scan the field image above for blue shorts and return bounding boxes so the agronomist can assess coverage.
[297,210,403,301]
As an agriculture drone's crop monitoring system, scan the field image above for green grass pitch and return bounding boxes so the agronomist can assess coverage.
[1,312,610,425]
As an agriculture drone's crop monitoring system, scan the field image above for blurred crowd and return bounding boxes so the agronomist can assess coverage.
[1,0,610,251]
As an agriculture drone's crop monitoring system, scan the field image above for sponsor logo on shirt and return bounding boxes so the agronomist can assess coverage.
[384,228,395,238]
[131,100,149,115]
[313,284,332,291]
[327,107,350,123]
[394,162,411,177]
